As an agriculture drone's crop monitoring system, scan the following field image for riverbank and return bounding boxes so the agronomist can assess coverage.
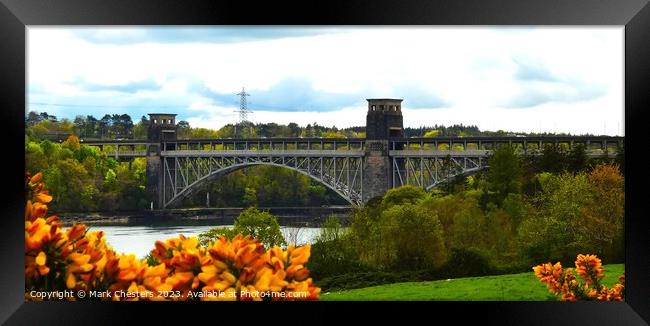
[53,206,354,227]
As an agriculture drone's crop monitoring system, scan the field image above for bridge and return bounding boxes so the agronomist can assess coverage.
[80,100,623,208]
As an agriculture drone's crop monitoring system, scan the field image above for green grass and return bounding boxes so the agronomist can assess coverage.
[320,264,624,301]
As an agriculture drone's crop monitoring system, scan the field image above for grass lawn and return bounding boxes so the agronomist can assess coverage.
[320,264,624,301]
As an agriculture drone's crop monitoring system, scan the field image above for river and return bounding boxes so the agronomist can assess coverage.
[92,224,323,258]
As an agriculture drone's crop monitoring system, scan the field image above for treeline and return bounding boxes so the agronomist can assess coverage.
[309,146,625,290]
[25,135,148,212]
[27,111,607,143]
[25,111,367,140]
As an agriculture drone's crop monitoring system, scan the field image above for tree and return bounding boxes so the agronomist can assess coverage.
[133,117,149,139]
[381,185,427,209]
[380,204,447,270]
[423,129,440,137]
[73,116,86,137]
[25,142,48,174]
[85,115,99,138]
[177,120,191,138]
[578,164,624,259]
[223,207,285,249]
[567,144,588,173]
[518,170,595,265]
[62,135,80,151]
[487,145,522,204]
[288,122,301,137]
[539,144,567,173]
[26,111,43,126]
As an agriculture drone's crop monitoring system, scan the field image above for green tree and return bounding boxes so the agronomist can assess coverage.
[578,164,624,259]
[199,207,286,249]
[567,144,588,173]
[104,169,118,191]
[539,144,567,173]
[423,129,440,137]
[487,145,522,204]
[380,204,447,270]
[381,185,427,209]
[25,142,48,174]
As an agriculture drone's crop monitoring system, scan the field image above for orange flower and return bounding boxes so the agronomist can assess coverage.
[35,192,53,204]
[29,172,43,184]
[533,262,563,294]
[25,218,52,251]
[535,255,623,302]
[254,267,288,293]
[575,254,604,285]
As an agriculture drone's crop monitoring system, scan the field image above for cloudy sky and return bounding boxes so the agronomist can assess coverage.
[27,26,623,135]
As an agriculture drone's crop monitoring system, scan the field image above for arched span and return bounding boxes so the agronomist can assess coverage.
[424,166,489,191]
[164,162,358,208]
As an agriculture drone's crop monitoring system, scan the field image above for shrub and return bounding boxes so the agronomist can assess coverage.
[438,248,493,278]
[308,216,362,279]
[381,185,427,209]
[198,207,285,249]
[533,254,624,301]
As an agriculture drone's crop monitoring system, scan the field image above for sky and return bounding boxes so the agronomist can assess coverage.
[27,26,624,136]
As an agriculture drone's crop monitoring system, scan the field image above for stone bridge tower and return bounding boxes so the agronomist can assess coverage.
[362,99,404,202]
[146,113,177,209]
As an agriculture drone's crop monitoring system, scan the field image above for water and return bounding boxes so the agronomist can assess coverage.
[92,225,322,258]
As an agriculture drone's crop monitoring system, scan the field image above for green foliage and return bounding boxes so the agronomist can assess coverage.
[423,129,440,137]
[539,144,567,173]
[309,217,362,279]
[198,227,237,247]
[144,252,160,266]
[318,216,345,242]
[25,135,149,212]
[438,248,493,278]
[233,207,285,248]
[198,207,285,249]
[379,204,447,270]
[516,165,625,265]
[567,143,588,173]
[487,145,522,204]
[502,193,527,231]
[381,185,427,209]
[104,169,118,191]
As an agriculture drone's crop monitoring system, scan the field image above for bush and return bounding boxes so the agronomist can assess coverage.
[438,248,493,278]
[309,238,362,280]
[198,207,285,249]
[316,270,428,291]
[533,254,624,301]
[308,216,362,279]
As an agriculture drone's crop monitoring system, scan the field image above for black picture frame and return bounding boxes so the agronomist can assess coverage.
[1,0,649,324]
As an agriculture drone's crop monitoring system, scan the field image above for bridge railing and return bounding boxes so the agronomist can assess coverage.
[103,151,148,157]
[161,149,365,157]
[160,138,366,151]
[390,136,624,151]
